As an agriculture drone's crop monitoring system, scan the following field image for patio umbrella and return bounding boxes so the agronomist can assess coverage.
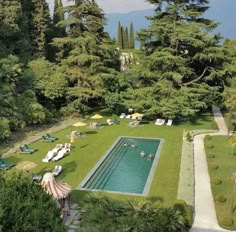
[91,114,103,119]
[41,172,71,200]
[41,172,72,217]
[73,121,87,127]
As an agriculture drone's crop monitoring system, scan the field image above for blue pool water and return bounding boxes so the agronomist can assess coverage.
[79,137,162,195]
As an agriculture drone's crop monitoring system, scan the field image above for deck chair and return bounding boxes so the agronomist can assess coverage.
[52,165,62,176]
[24,144,37,153]
[52,148,69,161]
[155,118,165,126]
[0,158,14,170]
[119,113,126,119]
[166,119,173,126]
[41,135,54,142]
[107,119,113,125]
[46,133,58,141]
[19,146,33,154]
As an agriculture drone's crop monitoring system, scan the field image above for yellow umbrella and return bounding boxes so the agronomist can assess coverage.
[91,114,103,119]
[131,113,143,118]
[73,122,87,127]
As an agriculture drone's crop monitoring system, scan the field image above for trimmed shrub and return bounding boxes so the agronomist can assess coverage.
[205,135,212,140]
[207,144,214,149]
[216,194,227,203]
[174,200,193,227]
[210,164,219,170]
[207,154,215,158]
[220,217,233,227]
[186,132,193,142]
[213,178,222,185]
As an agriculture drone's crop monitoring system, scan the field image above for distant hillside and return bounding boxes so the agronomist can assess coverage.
[104,1,236,47]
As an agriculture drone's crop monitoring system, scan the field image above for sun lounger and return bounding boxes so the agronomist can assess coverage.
[155,118,165,126]
[107,119,113,125]
[41,135,55,142]
[42,144,63,162]
[0,158,14,170]
[32,173,42,182]
[166,119,173,126]
[126,114,132,119]
[19,146,33,154]
[52,147,70,161]
[46,133,58,141]
[129,120,140,127]
[52,165,62,176]
[24,144,37,153]
[119,113,126,119]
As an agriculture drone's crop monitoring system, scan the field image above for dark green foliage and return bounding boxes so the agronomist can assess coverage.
[120,0,236,118]
[80,194,189,232]
[210,164,219,170]
[186,132,193,142]
[207,154,215,158]
[173,200,193,227]
[123,27,129,49]
[129,22,135,49]
[0,172,65,232]
[117,21,123,48]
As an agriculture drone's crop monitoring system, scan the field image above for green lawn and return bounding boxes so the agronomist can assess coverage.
[6,113,214,206]
[205,135,236,229]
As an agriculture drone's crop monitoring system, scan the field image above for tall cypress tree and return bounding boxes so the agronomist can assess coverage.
[29,0,52,58]
[53,0,59,25]
[129,22,135,49]
[123,27,129,49]
[117,21,122,48]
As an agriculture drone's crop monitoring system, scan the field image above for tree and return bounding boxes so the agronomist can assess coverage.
[29,0,52,58]
[52,0,120,113]
[117,21,123,48]
[0,172,65,232]
[123,27,129,49]
[121,0,235,118]
[129,22,135,49]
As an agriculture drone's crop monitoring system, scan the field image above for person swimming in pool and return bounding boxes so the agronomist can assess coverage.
[140,151,145,157]
[148,154,153,160]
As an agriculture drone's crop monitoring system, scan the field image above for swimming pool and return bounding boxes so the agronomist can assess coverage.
[78,136,163,195]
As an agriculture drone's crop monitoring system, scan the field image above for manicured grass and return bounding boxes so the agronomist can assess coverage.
[6,112,214,206]
[205,135,236,229]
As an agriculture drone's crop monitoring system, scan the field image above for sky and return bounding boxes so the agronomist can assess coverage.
[46,0,154,13]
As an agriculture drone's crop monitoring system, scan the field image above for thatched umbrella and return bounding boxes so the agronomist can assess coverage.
[91,114,103,119]
[131,112,143,120]
[41,173,72,216]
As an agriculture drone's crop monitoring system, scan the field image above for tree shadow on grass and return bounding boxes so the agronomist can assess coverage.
[58,161,77,178]
[174,113,212,126]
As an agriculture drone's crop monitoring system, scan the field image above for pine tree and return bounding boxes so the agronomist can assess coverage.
[53,0,59,25]
[129,22,135,49]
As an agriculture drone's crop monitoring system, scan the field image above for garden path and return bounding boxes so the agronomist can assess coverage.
[190,106,233,232]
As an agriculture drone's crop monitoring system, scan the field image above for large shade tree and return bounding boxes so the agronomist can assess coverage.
[119,0,235,118]
[0,172,65,232]
[52,0,120,113]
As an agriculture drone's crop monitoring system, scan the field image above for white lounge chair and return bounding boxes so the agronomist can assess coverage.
[107,119,113,125]
[52,147,70,161]
[155,118,165,126]
[52,165,62,176]
[119,113,126,119]
[126,114,132,119]
[166,119,173,126]
[42,144,63,162]
[42,150,55,163]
